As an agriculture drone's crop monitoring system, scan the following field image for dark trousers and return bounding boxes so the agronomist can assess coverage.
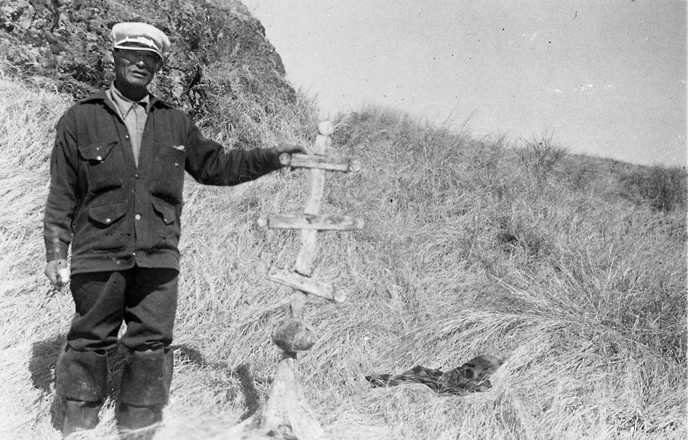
[67,267,178,352]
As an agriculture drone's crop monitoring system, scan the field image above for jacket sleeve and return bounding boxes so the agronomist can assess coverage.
[44,113,79,262]
[183,120,283,186]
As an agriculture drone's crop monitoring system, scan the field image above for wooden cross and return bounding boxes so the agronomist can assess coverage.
[227,122,362,440]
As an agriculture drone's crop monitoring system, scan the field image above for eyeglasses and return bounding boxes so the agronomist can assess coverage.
[115,50,161,66]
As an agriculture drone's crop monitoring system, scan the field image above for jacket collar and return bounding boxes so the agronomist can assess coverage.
[80,88,174,110]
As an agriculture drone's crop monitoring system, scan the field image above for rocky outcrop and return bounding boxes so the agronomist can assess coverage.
[0,0,295,117]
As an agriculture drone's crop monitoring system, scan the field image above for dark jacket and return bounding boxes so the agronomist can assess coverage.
[44,90,282,274]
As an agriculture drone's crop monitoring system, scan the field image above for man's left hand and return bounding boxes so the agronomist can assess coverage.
[275,143,307,156]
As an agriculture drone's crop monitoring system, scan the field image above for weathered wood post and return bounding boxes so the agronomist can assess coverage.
[226,122,362,440]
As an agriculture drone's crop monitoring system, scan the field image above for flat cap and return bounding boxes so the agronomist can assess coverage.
[112,22,171,59]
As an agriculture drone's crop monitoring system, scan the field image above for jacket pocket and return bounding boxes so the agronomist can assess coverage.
[151,198,180,251]
[88,202,128,252]
[151,198,176,226]
[151,145,186,204]
[78,140,124,195]
[78,140,117,162]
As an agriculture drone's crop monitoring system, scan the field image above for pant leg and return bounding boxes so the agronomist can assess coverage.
[58,271,127,435]
[117,268,178,438]
[67,271,128,352]
[120,267,178,351]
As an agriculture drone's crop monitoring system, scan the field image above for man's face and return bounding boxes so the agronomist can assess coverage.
[113,49,162,91]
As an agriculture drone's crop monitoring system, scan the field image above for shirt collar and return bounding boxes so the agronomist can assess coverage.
[107,83,150,117]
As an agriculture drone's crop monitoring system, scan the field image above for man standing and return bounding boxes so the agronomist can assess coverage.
[44,22,303,439]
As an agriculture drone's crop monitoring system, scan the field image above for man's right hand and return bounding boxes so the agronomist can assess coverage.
[45,259,70,291]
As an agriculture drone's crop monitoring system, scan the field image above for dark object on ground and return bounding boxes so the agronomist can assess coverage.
[365,354,502,395]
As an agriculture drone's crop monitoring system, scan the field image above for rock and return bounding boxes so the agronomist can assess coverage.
[0,0,295,119]
[272,317,316,353]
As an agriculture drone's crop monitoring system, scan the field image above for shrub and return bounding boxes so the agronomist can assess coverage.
[621,165,687,213]
[515,131,567,182]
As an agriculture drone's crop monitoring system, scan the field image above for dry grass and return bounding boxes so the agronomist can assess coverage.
[0,71,685,440]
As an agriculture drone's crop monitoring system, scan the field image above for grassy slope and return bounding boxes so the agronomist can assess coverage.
[0,68,685,440]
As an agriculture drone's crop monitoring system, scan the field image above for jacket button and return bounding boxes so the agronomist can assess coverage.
[135,214,141,220]
[96,156,103,161]
[104,218,111,224]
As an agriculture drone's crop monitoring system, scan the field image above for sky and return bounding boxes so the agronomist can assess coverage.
[241,0,687,168]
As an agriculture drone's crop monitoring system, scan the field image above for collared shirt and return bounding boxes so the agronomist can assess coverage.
[107,84,150,167]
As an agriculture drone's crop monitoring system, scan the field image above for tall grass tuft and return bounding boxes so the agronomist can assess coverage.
[620,164,687,213]
[514,131,568,185]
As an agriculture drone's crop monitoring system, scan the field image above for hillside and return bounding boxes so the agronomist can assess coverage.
[1,4,686,440]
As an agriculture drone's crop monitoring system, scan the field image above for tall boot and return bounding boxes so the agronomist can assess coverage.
[55,347,108,438]
[117,348,174,440]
